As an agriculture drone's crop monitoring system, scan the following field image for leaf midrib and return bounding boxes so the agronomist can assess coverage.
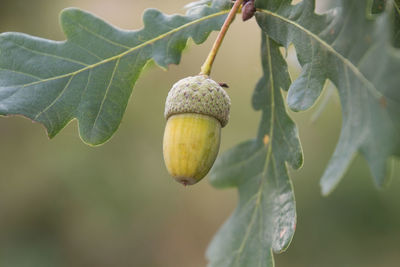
[233,35,276,266]
[257,8,383,99]
[2,10,229,90]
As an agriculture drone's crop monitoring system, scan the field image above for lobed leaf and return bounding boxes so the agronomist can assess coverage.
[207,33,302,267]
[256,0,400,194]
[0,0,232,145]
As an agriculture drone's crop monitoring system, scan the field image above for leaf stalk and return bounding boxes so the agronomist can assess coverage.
[200,0,243,76]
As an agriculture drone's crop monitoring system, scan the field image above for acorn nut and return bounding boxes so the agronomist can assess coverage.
[163,75,231,186]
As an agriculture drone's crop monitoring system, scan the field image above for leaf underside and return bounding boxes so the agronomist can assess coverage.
[0,0,231,145]
[256,0,400,194]
[207,0,400,266]
[207,34,303,267]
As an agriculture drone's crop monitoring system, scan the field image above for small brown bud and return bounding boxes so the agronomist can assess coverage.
[242,0,256,21]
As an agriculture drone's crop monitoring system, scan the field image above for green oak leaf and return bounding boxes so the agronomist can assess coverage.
[256,0,400,194]
[369,0,400,46]
[207,33,303,267]
[393,0,400,46]
[0,0,231,145]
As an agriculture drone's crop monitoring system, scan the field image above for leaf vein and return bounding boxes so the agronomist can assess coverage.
[74,22,131,50]
[233,35,276,266]
[13,42,89,67]
[2,10,229,95]
[257,8,383,99]
[91,58,120,136]
[34,74,75,120]
[70,42,104,61]
[0,68,43,81]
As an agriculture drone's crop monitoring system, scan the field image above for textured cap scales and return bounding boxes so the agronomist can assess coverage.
[164,75,231,127]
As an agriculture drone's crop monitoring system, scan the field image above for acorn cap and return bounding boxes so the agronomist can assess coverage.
[164,75,231,127]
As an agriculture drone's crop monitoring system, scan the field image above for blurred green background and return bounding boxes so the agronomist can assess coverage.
[0,0,399,266]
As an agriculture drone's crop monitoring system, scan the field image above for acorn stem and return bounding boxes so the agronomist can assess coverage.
[200,0,243,76]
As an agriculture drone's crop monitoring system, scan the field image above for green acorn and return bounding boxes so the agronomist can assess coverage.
[163,75,231,186]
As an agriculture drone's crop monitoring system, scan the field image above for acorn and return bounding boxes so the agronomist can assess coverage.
[163,75,231,186]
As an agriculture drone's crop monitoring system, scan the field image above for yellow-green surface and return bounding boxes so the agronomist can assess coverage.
[164,113,221,185]
[0,1,399,267]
